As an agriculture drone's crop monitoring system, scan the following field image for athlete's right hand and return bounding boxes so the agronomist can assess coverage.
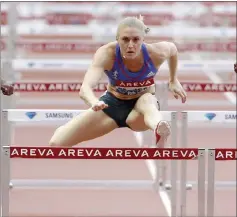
[91,101,108,111]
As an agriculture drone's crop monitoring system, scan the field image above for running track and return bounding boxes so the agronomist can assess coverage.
[6,62,236,216]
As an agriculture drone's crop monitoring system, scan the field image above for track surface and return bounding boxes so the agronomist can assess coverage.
[4,56,237,216]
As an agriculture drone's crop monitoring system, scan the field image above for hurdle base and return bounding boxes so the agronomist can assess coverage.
[159,180,237,191]
[164,183,193,191]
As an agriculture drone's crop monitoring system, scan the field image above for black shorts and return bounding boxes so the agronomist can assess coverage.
[99,91,160,128]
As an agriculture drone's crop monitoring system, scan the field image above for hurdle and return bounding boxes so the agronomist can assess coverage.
[1,109,236,216]
[162,111,236,217]
[0,109,176,216]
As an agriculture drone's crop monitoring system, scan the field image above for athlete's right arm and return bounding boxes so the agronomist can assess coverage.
[79,46,110,107]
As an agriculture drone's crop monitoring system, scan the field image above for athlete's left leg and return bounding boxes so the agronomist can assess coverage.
[126,93,171,148]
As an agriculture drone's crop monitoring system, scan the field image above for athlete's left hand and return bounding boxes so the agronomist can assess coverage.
[169,79,187,103]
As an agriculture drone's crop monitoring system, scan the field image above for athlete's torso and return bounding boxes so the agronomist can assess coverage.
[105,43,158,100]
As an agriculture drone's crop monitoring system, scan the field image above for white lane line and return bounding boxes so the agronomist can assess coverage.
[133,131,171,217]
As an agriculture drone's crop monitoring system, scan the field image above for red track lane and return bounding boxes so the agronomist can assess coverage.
[8,66,236,216]
[10,189,167,217]
[10,126,168,216]
[182,190,236,216]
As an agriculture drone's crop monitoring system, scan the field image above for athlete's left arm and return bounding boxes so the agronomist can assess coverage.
[153,41,178,82]
[166,42,178,83]
[153,42,187,103]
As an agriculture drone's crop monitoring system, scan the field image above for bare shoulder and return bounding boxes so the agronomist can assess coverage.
[146,41,178,60]
[92,41,116,70]
[96,41,116,56]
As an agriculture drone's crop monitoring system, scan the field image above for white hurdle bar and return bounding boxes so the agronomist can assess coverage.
[0,109,177,217]
[9,59,235,73]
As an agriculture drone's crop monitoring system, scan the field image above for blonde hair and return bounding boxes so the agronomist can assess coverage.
[116,15,150,39]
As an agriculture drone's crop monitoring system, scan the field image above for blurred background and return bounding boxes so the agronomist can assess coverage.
[1,1,236,217]
[1,1,236,111]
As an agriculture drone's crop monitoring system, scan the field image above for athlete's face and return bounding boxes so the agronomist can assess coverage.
[117,27,144,59]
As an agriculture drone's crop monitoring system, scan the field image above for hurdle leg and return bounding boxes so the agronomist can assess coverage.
[0,101,2,217]
[1,4,18,214]
[1,109,11,216]
[0,72,2,217]
[2,146,10,217]
[198,149,206,217]
[207,149,215,217]
[153,131,160,192]
[170,111,178,217]
[153,82,162,189]
[180,112,188,217]
[159,82,169,187]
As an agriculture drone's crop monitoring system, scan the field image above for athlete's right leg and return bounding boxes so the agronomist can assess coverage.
[49,108,118,147]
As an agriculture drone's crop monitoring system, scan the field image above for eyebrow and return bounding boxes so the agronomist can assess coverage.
[122,36,140,39]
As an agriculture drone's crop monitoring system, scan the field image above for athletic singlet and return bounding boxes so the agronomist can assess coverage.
[104,43,158,96]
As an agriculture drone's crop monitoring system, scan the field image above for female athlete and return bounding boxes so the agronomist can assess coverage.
[49,16,187,148]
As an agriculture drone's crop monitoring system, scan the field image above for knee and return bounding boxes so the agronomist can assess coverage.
[49,126,65,147]
[136,93,158,113]
[49,140,60,147]
[139,93,157,105]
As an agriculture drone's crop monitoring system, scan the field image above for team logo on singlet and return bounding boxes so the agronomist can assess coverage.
[146,71,156,78]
